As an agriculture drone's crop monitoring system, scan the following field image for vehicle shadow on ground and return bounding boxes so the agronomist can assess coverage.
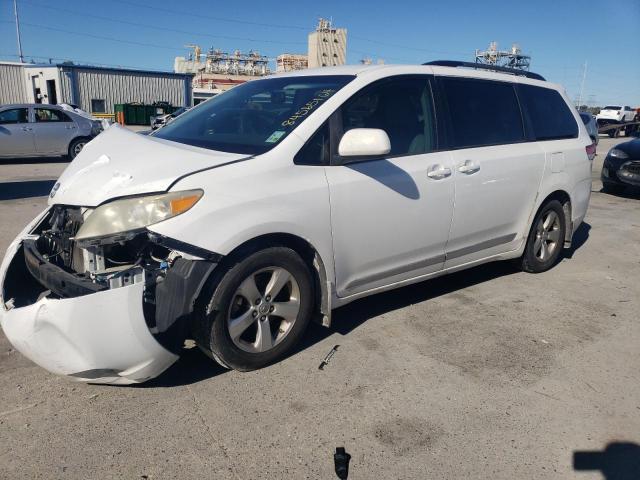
[0,157,68,165]
[599,186,640,200]
[564,222,591,259]
[573,442,640,480]
[145,224,592,388]
[138,345,228,388]
[0,180,57,201]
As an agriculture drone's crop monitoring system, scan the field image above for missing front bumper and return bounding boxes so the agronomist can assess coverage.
[0,224,219,384]
[1,277,179,384]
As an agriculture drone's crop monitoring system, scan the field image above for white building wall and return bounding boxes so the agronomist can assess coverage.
[1,62,191,113]
[73,69,188,114]
[0,63,27,104]
[308,28,347,68]
[22,66,62,104]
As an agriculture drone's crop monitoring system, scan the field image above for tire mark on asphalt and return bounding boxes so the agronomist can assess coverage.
[185,384,241,480]
[0,402,39,417]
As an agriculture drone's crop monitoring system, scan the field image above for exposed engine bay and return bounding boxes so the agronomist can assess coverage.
[3,205,219,354]
[32,205,175,291]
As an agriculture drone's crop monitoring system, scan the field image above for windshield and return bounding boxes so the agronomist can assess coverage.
[603,106,621,110]
[155,75,355,154]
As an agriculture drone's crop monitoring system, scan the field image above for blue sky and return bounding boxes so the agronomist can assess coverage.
[1,0,638,106]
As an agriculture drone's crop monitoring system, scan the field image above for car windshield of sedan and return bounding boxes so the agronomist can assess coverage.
[603,106,621,110]
[154,75,355,155]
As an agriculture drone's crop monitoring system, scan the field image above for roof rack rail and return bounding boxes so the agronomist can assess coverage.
[423,60,545,81]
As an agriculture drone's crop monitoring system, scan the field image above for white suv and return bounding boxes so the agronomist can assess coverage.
[0,63,593,384]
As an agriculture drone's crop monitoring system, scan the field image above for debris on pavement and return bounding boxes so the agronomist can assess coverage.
[334,446,351,479]
[319,345,340,370]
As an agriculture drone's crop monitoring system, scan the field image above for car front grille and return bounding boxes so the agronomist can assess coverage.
[618,161,640,185]
[623,162,640,176]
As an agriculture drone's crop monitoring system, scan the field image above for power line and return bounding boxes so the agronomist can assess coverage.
[2,0,489,67]
[27,0,472,58]
[350,35,469,57]
[0,20,184,51]
[0,20,282,58]
[109,0,309,30]
[16,0,307,46]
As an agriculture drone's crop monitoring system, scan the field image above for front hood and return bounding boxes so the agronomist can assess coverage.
[50,125,248,206]
[615,139,640,159]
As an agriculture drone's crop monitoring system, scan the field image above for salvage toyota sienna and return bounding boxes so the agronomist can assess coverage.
[0,63,593,384]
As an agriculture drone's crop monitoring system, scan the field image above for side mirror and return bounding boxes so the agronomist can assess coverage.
[337,128,391,159]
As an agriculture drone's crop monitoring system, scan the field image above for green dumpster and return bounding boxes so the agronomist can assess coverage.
[113,103,177,125]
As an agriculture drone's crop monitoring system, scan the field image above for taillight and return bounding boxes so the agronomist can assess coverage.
[586,143,596,161]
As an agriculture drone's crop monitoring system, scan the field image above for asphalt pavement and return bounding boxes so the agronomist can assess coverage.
[0,136,638,479]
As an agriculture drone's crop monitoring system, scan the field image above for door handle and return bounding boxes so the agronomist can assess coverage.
[427,165,452,180]
[21,126,32,131]
[458,160,480,174]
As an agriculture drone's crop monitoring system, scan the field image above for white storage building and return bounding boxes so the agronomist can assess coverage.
[0,61,192,116]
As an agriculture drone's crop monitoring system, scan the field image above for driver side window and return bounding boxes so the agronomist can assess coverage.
[340,76,436,156]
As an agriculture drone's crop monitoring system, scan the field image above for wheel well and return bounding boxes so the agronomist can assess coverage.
[70,135,92,146]
[221,233,331,327]
[68,136,92,153]
[539,190,572,246]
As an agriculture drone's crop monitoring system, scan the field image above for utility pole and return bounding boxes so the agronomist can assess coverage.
[14,0,24,63]
[577,61,588,109]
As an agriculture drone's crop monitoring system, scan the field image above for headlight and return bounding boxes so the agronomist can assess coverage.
[75,189,203,241]
[91,121,103,136]
[609,148,629,159]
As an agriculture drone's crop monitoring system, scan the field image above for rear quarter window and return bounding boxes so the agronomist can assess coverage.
[579,113,591,125]
[441,77,525,149]
[519,85,578,141]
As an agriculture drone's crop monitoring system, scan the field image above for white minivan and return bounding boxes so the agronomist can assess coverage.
[0,62,593,384]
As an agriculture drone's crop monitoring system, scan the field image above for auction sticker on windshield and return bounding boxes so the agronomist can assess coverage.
[281,89,337,128]
[265,131,286,143]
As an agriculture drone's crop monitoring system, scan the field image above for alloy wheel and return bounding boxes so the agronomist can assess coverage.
[227,267,301,353]
[73,142,86,156]
[534,210,561,261]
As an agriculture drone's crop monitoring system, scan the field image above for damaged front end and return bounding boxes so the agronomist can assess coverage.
[0,205,219,384]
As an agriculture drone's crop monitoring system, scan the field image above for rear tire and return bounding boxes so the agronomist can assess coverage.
[194,247,314,371]
[68,137,88,159]
[520,200,566,273]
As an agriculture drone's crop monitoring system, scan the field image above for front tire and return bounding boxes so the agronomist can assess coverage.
[520,200,566,273]
[194,247,314,371]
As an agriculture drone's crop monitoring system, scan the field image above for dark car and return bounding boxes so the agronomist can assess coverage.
[151,106,189,130]
[601,137,640,194]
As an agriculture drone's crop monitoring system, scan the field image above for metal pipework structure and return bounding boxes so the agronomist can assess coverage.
[475,42,531,71]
